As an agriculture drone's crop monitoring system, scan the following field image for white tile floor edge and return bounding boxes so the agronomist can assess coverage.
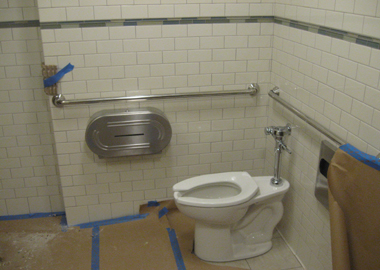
[205,228,305,270]
[276,229,307,270]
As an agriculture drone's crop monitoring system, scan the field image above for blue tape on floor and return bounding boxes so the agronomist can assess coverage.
[0,211,65,221]
[148,200,160,207]
[167,228,186,270]
[159,207,169,219]
[78,213,149,229]
[43,63,74,87]
[91,226,100,270]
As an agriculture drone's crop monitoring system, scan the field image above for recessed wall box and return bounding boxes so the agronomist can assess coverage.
[315,140,338,210]
[85,108,172,158]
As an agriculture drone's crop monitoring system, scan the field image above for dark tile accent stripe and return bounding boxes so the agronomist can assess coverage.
[0,20,40,28]
[1,16,379,50]
[274,17,380,50]
[38,16,273,29]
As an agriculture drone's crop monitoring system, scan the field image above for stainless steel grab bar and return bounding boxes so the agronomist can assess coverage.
[52,83,259,107]
[268,87,344,145]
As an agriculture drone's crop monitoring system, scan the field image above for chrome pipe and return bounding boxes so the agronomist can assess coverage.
[268,87,344,146]
[52,83,259,107]
[272,142,283,186]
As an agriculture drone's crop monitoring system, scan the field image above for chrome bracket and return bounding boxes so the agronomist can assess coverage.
[52,94,65,108]
[271,86,280,95]
[248,83,260,96]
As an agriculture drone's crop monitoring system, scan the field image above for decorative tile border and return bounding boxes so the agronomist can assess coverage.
[38,16,274,29]
[276,17,380,50]
[0,20,40,28]
[1,16,379,50]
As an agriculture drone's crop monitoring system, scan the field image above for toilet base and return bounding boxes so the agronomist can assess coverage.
[194,221,273,262]
[195,238,273,262]
[231,241,272,261]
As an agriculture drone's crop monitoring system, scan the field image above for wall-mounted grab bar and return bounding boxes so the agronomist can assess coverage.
[269,86,380,157]
[269,86,380,210]
[52,83,259,107]
[268,87,344,145]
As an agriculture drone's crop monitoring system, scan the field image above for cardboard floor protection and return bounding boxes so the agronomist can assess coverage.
[0,201,245,269]
[328,148,380,270]
[99,206,178,270]
[0,216,93,270]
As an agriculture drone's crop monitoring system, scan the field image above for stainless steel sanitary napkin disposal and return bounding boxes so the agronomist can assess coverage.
[85,108,172,158]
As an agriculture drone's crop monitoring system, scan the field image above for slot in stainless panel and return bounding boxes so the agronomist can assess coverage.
[315,140,338,210]
[85,108,172,158]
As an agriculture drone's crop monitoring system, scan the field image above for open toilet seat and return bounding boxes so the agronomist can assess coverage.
[173,172,259,208]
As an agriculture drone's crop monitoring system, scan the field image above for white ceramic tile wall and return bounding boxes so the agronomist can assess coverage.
[1,0,379,269]
[0,24,64,216]
[0,0,39,21]
[275,0,380,39]
[268,2,380,269]
[41,21,273,226]
[37,0,274,22]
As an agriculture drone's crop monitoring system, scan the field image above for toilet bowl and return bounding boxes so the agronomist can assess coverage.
[173,172,289,262]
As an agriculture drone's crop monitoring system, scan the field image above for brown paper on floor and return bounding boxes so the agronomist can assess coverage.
[0,216,92,270]
[99,200,246,270]
[0,201,249,270]
[99,205,178,270]
[328,149,380,270]
[145,200,245,270]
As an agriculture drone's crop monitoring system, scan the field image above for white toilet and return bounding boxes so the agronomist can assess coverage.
[173,171,289,262]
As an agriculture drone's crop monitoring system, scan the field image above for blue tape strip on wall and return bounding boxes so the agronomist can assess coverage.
[43,63,74,87]
[340,144,380,171]
[167,228,186,270]
[148,200,160,207]
[0,211,65,221]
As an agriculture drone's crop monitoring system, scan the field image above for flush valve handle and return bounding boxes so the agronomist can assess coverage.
[264,126,273,136]
[278,140,292,154]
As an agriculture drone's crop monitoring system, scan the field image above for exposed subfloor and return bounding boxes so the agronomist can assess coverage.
[0,201,304,270]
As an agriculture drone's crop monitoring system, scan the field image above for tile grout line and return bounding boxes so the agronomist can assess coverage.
[276,229,307,270]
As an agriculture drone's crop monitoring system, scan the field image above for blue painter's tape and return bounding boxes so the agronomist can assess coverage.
[148,200,160,207]
[159,207,169,219]
[78,213,149,229]
[0,211,65,221]
[340,144,380,171]
[91,226,100,270]
[43,63,74,87]
[167,228,186,270]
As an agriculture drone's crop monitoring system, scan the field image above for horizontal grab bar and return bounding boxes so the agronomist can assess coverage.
[52,83,259,107]
[268,87,344,146]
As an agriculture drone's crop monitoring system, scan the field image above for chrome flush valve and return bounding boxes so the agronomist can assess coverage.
[264,123,292,141]
[265,123,292,186]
